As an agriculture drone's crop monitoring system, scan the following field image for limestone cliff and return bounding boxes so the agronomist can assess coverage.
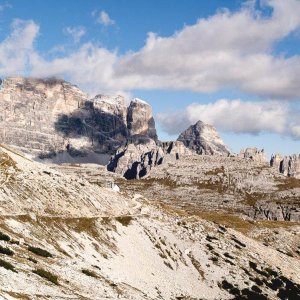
[127,98,158,141]
[0,77,157,163]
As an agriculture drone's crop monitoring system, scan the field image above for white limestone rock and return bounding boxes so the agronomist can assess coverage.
[238,147,267,163]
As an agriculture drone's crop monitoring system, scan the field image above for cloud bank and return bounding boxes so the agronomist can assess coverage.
[0,0,300,98]
[157,99,300,139]
[1,1,300,139]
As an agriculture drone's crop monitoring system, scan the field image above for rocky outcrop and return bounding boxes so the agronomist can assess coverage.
[159,141,194,159]
[270,154,300,178]
[0,77,158,163]
[127,98,157,141]
[238,148,267,163]
[107,140,194,179]
[177,120,230,156]
[251,204,300,222]
[107,138,163,179]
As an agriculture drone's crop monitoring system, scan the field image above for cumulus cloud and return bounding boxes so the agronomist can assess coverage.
[63,26,86,43]
[1,0,300,99]
[115,0,300,98]
[0,19,39,75]
[157,99,300,139]
[94,10,115,26]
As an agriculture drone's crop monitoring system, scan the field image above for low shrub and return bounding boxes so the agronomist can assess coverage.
[82,269,98,278]
[28,257,38,264]
[0,245,14,256]
[0,258,17,272]
[10,240,20,245]
[32,268,59,285]
[115,216,133,226]
[0,232,10,242]
[28,246,52,258]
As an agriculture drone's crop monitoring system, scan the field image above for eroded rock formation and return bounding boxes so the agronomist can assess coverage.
[177,120,230,156]
[270,154,300,178]
[127,98,158,141]
[107,140,193,179]
[238,148,267,163]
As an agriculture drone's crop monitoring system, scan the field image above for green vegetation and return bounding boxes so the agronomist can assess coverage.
[28,246,53,258]
[32,268,59,285]
[10,240,20,245]
[115,216,133,226]
[0,245,14,256]
[0,231,10,241]
[28,257,37,264]
[82,269,98,278]
[0,258,17,272]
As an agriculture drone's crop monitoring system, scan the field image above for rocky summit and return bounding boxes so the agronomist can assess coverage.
[0,76,300,299]
[0,77,157,164]
[177,120,231,156]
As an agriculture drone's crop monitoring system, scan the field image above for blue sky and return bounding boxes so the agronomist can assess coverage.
[0,0,300,157]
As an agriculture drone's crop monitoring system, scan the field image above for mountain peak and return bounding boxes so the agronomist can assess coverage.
[177,120,230,156]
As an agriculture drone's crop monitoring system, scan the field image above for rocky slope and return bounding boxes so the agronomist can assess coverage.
[177,120,231,156]
[116,154,300,222]
[0,144,300,299]
[0,77,157,163]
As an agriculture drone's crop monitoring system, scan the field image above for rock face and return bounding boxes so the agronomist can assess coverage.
[0,77,157,163]
[107,140,193,179]
[107,138,163,179]
[127,98,157,141]
[238,148,267,163]
[177,120,230,156]
[270,154,300,178]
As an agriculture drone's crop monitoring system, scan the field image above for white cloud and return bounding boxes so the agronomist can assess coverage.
[114,0,300,98]
[1,0,300,100]
[95,10,115,26]
[30,43,119,95]
[157,99,300,140]
[63,26,86,43]
[0,19,39,75]
[0,3,12,12]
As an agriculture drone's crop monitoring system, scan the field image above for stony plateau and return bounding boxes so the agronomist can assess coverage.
[0,76,300,299]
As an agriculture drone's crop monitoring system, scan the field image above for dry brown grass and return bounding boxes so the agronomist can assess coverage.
[276,177,300,191]
[205,166,225,176]
[115,216,133,226]
[157,202,299,235]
